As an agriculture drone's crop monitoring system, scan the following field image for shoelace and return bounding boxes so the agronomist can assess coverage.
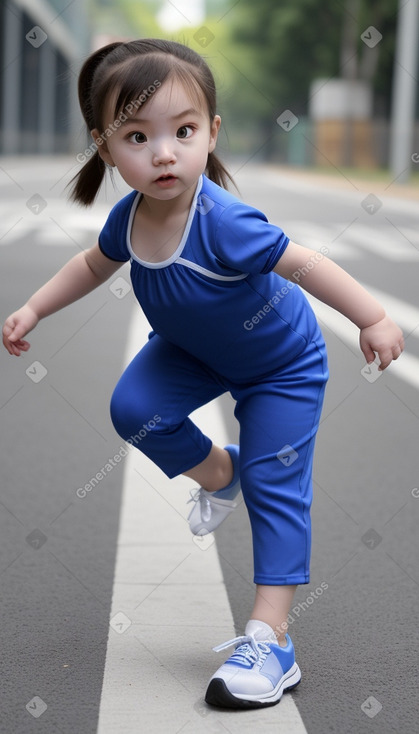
[213,634,272,667]
[187,488,212,522]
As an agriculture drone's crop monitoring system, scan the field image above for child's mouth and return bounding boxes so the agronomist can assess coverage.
[155,174,177,187]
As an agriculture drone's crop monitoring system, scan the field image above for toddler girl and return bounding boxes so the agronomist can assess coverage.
[2,39,403,709]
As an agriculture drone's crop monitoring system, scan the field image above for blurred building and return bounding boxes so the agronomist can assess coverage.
[0,0,90,155]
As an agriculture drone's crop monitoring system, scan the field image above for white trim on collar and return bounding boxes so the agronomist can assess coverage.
[175,257,248,281]
[126,175,203,269]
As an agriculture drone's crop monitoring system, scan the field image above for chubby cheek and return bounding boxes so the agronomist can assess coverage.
[112,150,147,178]
[186,142,210,168]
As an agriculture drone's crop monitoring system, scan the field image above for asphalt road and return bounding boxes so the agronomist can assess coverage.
[0,156,418,733]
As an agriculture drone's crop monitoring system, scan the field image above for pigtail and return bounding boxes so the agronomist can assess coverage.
[68,42,123,206]
[206,152,237,192]
[69,152,106,206]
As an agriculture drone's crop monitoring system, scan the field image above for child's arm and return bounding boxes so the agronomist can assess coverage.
[274,241,404,370]
[3,244,123,357]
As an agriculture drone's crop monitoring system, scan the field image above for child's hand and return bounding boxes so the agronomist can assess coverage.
[2,305,39,356]
[359,315,404,371]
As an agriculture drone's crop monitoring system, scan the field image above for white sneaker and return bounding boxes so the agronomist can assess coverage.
[205,620,301,709]
[187,490,237,536]
[187,444,240,536]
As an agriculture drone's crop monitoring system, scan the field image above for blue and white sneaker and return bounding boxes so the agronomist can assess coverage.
[205,619,301,709]
[187,445,241,536]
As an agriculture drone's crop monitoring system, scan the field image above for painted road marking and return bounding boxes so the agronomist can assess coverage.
[307,285,419,390]
[280,220,419,262]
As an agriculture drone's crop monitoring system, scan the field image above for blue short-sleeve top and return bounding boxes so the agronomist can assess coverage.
[98,174,320,381]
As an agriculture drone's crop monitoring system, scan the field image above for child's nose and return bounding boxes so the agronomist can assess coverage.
[151,138,176,165]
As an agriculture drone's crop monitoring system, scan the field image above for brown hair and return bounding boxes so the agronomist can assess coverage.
[69,39,234,206]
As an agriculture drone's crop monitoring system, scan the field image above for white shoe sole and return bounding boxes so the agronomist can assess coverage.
[205,662,301,709]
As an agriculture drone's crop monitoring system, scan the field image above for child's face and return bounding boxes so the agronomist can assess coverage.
[92,78,220,202]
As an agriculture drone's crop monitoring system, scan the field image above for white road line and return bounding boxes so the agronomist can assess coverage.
[0,201,109,246]
[280,220,419,262]
[343,224,419,261]
[358,282,419,336]
[282,221,361,260]
[97,306,308,733]
[306,289,419,390]
[257,166,419,217]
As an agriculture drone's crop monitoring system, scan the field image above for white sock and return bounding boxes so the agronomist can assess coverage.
[245,619,278,644]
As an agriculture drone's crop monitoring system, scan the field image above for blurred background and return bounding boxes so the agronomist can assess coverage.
[1,0,418,183]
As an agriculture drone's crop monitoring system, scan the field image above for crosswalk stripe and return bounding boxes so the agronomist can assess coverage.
[0,201,109,247]
[282,220,419,262]
[284,222,361,260]
[358,281,419,335]
[306,291,419,390]
[343,224,419,261]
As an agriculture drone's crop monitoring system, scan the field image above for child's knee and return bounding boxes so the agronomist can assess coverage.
[110,382,158,439]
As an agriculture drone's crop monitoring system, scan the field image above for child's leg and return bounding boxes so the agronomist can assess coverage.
[182,445,233,491]
[251,584,297,645]
[232,338,328,627]
[110,334,226,478]
[184,447,300,641]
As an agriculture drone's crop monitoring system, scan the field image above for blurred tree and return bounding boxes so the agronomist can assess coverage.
[357,0,400,116]
[340,0,399,109]
[221,0,398,155]
[228,4,341,109]
[119,0,164,36]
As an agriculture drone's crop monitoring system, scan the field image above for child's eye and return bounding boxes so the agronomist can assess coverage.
[128,132,147,144]
[177,125,194,139]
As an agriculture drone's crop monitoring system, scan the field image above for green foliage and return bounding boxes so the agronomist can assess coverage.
[118,0,163,36]
[89,0,164,37]
[223,0,398,125]
[227,0,343,119]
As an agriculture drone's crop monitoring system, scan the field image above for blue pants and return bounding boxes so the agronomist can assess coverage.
[110,332,328,585]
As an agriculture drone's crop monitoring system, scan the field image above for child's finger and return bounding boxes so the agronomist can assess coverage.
[2,319,19,342]
[5,340,19,356]
[361,342,375,365]
[2,321,14,338]
[2,332,29,355]
[377,348,393,371]
[8,324,28,342]
[10,340,30,356]
[15,339,30,352]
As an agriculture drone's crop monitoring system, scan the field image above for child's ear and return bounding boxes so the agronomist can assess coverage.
[91,129,115,167]
[208,115,221,153]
